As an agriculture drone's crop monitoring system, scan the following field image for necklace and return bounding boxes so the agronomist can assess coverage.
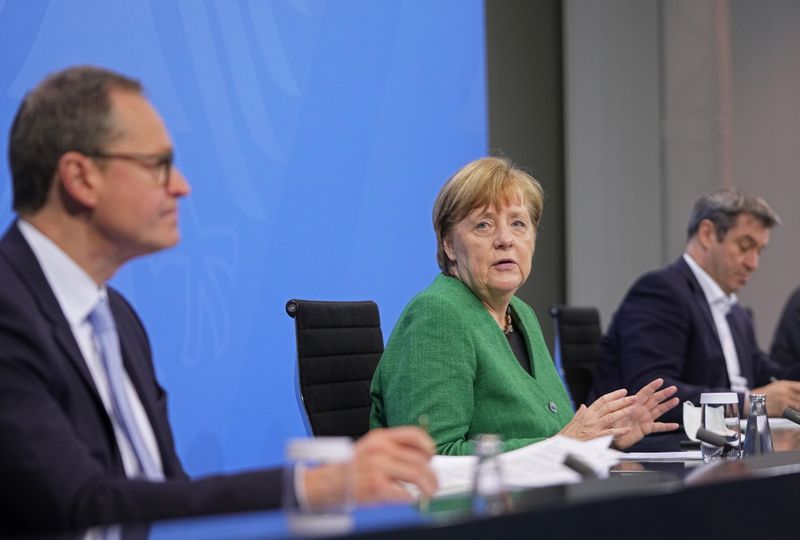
[503,307,513,335]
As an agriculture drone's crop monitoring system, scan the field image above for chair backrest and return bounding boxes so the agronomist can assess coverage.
[549,305,602,407]
[285,299,383,439]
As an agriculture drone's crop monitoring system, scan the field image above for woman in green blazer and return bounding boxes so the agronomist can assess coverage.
[370,157,679,455]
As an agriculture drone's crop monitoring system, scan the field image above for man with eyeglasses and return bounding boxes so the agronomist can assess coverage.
[0,66,436,534]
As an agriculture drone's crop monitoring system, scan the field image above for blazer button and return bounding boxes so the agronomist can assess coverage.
[548,401,558,414]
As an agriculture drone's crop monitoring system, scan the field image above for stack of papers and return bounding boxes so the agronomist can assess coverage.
[431,435,621,497]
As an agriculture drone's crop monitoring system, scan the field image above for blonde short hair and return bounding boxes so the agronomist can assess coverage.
[432,156,544,274]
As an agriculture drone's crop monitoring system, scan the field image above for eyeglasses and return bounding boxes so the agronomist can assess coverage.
[85,151,175,188]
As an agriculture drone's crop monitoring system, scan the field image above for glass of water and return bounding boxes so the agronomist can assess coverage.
[283,437,355,536]
[700,392,741,463]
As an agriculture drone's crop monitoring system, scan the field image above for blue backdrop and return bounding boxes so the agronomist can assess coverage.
[0,0,487,474]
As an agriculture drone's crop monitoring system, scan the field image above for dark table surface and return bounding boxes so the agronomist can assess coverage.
[27,426,800,540]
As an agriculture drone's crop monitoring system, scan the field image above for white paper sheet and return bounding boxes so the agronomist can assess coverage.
[618,451,702,461]
[430,435,621,497]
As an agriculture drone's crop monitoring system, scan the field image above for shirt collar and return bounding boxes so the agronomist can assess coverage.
[683,252,737,312]
[18,219,106,325]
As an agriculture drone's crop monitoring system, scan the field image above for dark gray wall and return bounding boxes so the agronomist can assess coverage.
[564,0,663,330]
[564,0,800,348]
[485,0,565,348]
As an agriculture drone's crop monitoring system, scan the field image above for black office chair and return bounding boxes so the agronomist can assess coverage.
[548,305,602,408]
[285,299,383,439]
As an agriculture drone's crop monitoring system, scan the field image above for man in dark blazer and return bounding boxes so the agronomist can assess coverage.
[771,286,800,368]
[0,66,436,534]
[591,189,800,423]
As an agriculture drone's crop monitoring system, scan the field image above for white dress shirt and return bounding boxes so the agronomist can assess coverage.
[18,220,163,479]
[683,253,750,393]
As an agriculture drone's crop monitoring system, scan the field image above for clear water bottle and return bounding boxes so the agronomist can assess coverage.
[743,393,773,457]
[471,434,511,516]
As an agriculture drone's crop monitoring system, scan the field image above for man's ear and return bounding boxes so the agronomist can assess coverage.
[696,219,718,249]
[56,151,100,209]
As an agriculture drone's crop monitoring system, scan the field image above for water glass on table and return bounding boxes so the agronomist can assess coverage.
[700,392,741,463]
[283,437,355,536]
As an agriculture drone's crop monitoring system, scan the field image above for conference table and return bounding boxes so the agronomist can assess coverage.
[39,425,800,540]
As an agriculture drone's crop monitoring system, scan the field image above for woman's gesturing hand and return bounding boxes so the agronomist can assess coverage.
[611,378,679,450]
[558,389,637,441]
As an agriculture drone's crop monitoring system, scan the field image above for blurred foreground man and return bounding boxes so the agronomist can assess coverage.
[591,189,800,422]
[0,66,435,534]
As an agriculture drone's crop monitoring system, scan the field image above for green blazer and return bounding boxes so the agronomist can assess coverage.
[370,274,574,455]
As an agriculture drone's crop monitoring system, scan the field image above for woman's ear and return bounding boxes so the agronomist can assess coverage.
[443,234,456,264]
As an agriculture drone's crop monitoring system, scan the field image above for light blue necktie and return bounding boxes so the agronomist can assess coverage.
[89,296,164,481]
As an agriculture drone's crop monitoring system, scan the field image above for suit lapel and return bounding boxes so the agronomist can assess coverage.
[676,259,721,341]
[0,223,105,405]
[676,257,757,386]
[727,308,755,384]
[675,258,729,371]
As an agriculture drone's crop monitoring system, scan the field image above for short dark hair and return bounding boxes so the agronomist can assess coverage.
[8,65,142,214]
[686,187,780,241]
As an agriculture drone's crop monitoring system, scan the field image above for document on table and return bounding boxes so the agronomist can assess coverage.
[618,451,702,461]
[431,435,621,497]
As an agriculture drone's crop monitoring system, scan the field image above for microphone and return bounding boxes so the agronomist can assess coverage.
[563,453,599,479]
[695,427,735,449]
[782,406,800,426]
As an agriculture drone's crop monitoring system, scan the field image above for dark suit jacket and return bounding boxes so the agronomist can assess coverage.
[0,223,282,534]
[590,257,790,422]
[771,286,800,368]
